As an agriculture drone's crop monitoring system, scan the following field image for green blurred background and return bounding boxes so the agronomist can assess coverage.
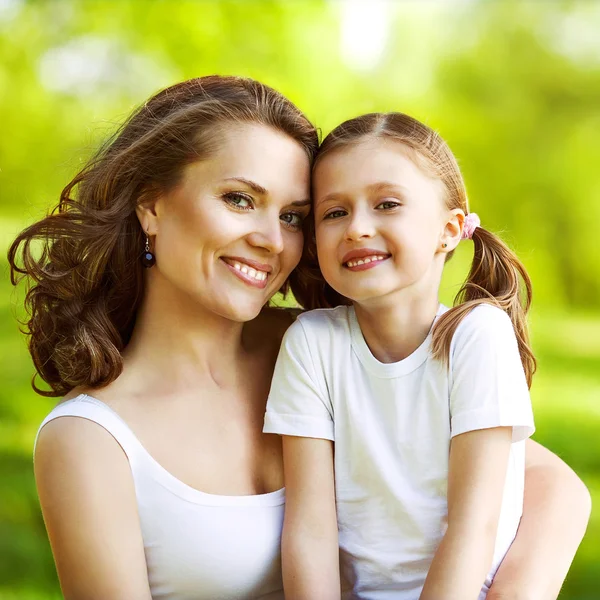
[1,0,598,598]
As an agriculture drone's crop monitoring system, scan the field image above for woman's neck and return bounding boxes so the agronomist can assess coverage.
[354,291,440,364]
[122,277,249,395]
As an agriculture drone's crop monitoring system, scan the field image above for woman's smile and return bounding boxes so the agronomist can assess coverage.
[220,256,272,289]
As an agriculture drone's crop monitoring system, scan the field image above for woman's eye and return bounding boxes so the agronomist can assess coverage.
[376,200,401,210]
[323,209,347,220]
[280,212,304,230]
[224,192,253,210]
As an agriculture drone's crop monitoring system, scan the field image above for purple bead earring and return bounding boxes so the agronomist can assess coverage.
[142,233,156,268]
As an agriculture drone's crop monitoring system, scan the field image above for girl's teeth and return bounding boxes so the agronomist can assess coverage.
[347,255,387,267]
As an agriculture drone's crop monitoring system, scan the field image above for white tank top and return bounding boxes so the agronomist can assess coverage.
[36,394,285,600]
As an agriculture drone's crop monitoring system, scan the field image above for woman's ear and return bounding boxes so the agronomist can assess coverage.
[135,191,159,236]
[439,208,464,253]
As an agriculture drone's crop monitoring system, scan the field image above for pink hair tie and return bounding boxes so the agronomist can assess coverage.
[461,212,480,240]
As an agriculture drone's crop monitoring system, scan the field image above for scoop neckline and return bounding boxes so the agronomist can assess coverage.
[70,394,285,507]
[349,304,448,378]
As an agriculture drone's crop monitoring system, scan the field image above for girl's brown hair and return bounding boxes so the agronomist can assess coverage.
[291,112,536,387]
[9,76,319,397]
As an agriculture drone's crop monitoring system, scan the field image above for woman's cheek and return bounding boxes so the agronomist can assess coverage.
[276,230,302,278]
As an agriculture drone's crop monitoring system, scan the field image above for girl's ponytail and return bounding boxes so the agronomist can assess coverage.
[431,222,536,388]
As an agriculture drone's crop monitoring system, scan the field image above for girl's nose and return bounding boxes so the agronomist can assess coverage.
[344,210,375,242]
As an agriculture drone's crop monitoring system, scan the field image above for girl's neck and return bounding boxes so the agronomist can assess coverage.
[353,292,440,364]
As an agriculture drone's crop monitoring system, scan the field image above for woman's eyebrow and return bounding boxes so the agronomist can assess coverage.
[224,177,310,207]
[223,177,268,195]
[290,199,311,207]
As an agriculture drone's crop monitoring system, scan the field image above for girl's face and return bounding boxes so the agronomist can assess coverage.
[144,123,311,322]
[313,138,453,307]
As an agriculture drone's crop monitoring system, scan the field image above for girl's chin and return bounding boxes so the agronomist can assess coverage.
[339,286,395,306]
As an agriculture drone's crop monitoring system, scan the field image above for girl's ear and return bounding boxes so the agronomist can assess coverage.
[439,208,464,253]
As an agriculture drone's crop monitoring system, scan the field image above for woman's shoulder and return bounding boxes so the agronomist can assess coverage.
[34,405,133,517]
[35,389,136,473]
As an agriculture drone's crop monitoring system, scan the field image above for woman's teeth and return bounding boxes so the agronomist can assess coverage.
[232,261,268,281]
[345,255,388,268]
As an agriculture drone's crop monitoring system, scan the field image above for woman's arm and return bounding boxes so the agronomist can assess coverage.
[420,427,513,600]
[35,417,152,600]
[281,435,340,600]
[487,439,592,600]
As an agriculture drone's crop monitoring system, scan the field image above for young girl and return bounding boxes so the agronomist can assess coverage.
[264,112,537,599]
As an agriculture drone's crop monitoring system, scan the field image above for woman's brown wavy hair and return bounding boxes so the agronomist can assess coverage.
[290,112,536,387]
[9,76,319,397]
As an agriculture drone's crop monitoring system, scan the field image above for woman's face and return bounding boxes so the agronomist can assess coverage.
[148,123,311,322]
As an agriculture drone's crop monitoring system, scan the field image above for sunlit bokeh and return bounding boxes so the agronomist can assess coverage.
[1,1,598,598]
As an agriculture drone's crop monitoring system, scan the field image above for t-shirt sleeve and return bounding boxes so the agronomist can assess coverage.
[449,305,535,442]
[263,318,334,441]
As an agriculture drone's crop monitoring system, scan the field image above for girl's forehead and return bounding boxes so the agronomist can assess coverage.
[314,140,428,189]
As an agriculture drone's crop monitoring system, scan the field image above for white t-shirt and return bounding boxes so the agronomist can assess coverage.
[264,303,534,600]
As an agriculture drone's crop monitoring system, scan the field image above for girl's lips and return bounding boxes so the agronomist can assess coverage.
[341,248,390,264]
[220,258,269,289]
[344,255,390,272]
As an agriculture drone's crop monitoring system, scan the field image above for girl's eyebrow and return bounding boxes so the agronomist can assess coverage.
[366,181,409,195]
[317,181,409,207]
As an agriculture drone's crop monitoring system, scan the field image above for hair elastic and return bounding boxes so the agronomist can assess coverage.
[461,212,480,240]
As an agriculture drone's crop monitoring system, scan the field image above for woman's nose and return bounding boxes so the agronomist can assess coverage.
[247,214,285,254]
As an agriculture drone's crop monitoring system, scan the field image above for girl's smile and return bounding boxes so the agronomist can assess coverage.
[342,248,391,271]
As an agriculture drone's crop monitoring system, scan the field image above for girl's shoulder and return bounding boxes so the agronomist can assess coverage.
[450,303,518,357]
[454,303,513,336]
[251,305,351,347]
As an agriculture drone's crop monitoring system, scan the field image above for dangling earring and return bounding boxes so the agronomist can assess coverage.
[142,232,156,268]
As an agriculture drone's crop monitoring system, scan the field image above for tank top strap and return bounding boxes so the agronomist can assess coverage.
[34,393,144,466]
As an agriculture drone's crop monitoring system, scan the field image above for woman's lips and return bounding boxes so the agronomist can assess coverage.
[220,257,270,289]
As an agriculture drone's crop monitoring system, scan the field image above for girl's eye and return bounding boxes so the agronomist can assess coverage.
[323,209,347,220]
[376,200,401,210]
[280,212,304,230]
[224,192,253,210]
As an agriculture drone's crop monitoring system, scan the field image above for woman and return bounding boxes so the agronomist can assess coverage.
[9,76,590,600]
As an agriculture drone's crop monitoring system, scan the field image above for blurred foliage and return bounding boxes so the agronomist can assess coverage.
[0,0,598,598]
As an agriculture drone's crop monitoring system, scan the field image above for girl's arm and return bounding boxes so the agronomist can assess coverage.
[486,439,592,600]
[35,417,153,600]
[420,427,513,600]
[281,435,340,600]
